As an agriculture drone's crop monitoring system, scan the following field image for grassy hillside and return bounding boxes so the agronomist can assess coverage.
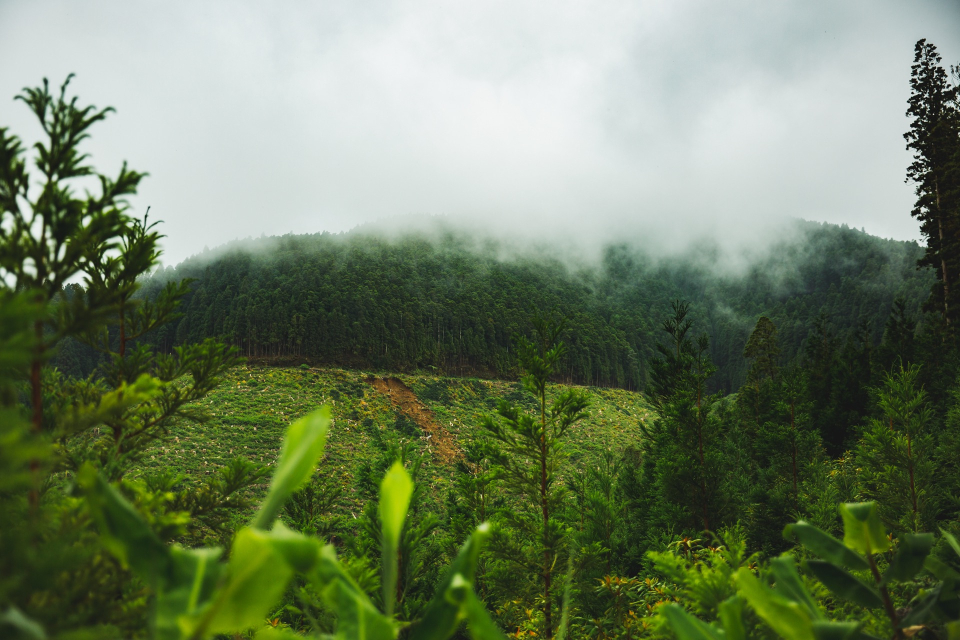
[137,365,653,524]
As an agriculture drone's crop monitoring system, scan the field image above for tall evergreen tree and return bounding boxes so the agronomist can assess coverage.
[905,39,960,325]
[742,316,780,426]
[643,301,723,534]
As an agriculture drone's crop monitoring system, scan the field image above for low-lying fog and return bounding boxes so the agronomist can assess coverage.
[2,0,957,267]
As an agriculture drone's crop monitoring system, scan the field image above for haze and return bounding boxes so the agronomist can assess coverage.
[1,0,958,266]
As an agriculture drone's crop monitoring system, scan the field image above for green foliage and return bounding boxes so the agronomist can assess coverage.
[482,315,590,638]
[637,301,728,539]
[664,502,960,640]
[904,39,960,324]
[856,365,937,532]
[254,408,331,529]
[380,460,413,618]
[648,526,757,623]
[0,76,250,637]
[79,408,504,639]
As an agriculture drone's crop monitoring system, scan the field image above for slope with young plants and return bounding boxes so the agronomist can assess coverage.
[134,365,654,527]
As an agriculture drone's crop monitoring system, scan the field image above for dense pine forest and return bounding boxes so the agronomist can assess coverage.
[59,219,931,396]
[3,38,960,640]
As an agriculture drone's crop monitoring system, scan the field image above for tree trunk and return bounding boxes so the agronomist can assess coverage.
[791,400,798,510]
[697,381,710,532]
[907,432,918,521]
[936,180,951,324]
[540,392,552,639]
[28,320,43,511]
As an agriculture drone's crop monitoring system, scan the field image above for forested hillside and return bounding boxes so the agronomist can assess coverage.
[107,219,929,393]
[7,37,960,640]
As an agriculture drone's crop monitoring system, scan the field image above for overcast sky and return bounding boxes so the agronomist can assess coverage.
[2,0,959,265]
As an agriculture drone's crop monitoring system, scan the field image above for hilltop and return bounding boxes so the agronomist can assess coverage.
[55,218,930,396]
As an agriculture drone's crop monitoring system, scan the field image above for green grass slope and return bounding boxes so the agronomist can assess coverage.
[138,365,653,522]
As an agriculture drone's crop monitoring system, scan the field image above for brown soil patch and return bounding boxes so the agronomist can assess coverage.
[365,377,459,464]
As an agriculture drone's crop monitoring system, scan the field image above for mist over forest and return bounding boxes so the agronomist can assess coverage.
[79,217,926,395]
[4,3,960,639]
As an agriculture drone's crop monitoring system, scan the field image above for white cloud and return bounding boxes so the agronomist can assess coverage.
[1,0,957,265]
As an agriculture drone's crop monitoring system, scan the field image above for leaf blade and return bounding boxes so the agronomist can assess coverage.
[784,521,869,571]
[380,460,413,618]
[839,503,890,555]
[805,560,883,610]
[253,407,330,530]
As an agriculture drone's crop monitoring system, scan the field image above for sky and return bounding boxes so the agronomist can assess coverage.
[1,0,959,266]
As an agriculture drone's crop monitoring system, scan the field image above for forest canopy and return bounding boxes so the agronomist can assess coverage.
[93,218,931,395]
[4,34,960,640]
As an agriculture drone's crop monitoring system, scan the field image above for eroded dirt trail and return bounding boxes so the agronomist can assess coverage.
[365,376,459,464]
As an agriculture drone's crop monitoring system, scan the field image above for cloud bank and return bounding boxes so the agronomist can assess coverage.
[1,0,958,265]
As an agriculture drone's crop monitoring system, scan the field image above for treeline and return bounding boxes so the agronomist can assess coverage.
[97,219,930,393]
[7,36,960,640]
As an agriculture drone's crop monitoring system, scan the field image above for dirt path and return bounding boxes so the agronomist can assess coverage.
[365,376,459,464]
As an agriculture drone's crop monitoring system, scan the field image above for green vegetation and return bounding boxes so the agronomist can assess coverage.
[480,316,590,638]
[4,36,960,640]
[103,218,931,396]
[131,367,649,517]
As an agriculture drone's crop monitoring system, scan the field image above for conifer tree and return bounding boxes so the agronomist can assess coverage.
[905,39,960,325]
[856,364,936,532]
[644,301,722,534]
[0,76,252,634]
[878,297,918,371]
[583,450,623,576]
[742,316,780,426]
[0,75,140,437]
[482,315,589,639]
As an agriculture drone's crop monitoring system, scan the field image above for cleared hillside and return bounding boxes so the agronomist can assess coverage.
[136,365,653,525]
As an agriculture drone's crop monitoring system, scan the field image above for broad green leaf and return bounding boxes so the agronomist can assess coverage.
[311,544,396,640]
[735,567,815,640]
[717,597,746,640]
[946,620,960,640]
[253,407,331,529]
[882,533,934,584]
[266,521,322,573]
[380,460,413,618]
[784,522,869,571]
[206,527,294,634]
[323,575,397,640]
[661,604,725,640]
[769,556,822,619]
[78,463,171,589]
[924,555,960,582]
[409,570,507,640]
[461,584,510,640]
[804,561,883,609]
[0,606,46,640]
[839,503,890,555]
[941,529,960,561]
[810,621,861,640]
[900,583,942,627]
[154,547,223,640]
[410,523,491,640]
